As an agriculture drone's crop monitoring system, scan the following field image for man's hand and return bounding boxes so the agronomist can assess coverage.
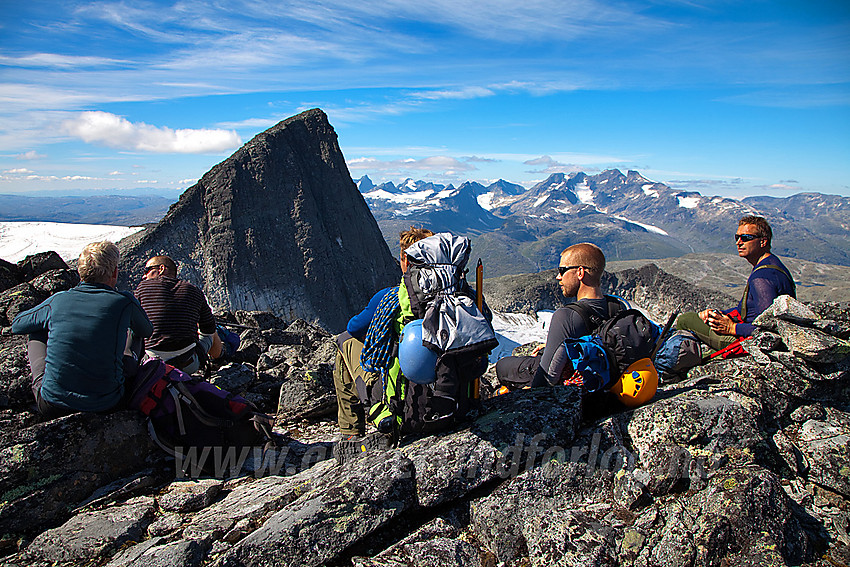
[707,311,737,335]
[698,308,714,323]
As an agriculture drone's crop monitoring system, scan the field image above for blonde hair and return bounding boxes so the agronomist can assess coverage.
[399,226,434,252]
[78,241,119,284]
[561,242,605,286]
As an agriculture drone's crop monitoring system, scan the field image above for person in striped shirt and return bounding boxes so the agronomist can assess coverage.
[135,256,222,373]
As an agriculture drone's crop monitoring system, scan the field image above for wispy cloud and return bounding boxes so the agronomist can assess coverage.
[61,111,242,153]
[16,150,46,160]
[523,155,585,174]
[0,53,129,69]
[348,155,477,175]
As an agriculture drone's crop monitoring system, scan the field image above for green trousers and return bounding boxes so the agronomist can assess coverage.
[332,334,381,436]
[676,311,737,353]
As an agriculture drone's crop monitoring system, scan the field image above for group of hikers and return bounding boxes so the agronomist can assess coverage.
[11,214,795,464]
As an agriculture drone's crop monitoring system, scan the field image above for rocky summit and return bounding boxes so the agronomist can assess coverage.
[116,108,400,333]
[0,253,848,567]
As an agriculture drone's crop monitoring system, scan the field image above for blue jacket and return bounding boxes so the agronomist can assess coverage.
[346,287,393,341]
[12,282,153,412]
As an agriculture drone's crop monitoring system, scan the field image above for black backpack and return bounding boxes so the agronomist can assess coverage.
[565,295,627,335]
[128,358,276,478]
[564,309,661,392]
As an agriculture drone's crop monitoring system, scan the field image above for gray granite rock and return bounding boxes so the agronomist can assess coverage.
[209,363,255,394]
[216,451,416,567]
[0,410,160,539]
[352,518,484,567]
[776,319,850,364]
[754,295,818,329]
[159,479,224,513]
[106,537,207,567]
[793,409,850,497]
[26,496,156,564]
[402,385,582,508]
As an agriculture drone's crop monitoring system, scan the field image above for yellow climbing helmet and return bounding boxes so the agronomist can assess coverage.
[609,358,658,407]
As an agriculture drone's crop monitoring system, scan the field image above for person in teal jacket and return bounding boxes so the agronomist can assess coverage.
[12,241,153,417]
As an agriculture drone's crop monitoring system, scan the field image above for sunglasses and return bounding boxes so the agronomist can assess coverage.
[558,265,585,276]
[734,233,760,243]
[143,264,162,274]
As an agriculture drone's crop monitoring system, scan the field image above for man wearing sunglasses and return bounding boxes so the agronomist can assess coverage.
[676,215,795,351]
[496,242,626,389]
[135,255,222,374]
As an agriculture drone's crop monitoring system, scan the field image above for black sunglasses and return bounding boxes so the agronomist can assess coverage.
[558,265,585,276]
[734,233,760,243]
[144,264,162,274]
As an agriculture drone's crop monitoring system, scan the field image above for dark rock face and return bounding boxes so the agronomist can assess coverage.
[117,108,399,332]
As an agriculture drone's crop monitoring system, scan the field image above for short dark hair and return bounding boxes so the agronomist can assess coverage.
[147,255,178,276]
[562,242,605,286]
[739,216,772,245]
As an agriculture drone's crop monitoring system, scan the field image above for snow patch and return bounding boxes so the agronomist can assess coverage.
[575,181,594,206]
[533,195,549,208]
[0,221,144,263]
[477,192,494,210]
[365,188,433,204]
[612,215,669,236]
[642,184,659,198]
[677,195,700,209]
[489,311,553,363]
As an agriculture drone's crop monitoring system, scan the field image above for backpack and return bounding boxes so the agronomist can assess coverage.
[390,233,498,435]
[565,295,628,335]
[563,309,662,392]
[653,330,702,381]
[216,325,241,359]
[128,358,275,477]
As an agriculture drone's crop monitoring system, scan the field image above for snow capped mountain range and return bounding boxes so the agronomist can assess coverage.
[358,169,850,278]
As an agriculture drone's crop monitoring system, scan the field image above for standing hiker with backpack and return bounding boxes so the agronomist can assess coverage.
[496,242,628,390]
[333,228,498,462]
[676,216,796,353]
[11,241,153,418]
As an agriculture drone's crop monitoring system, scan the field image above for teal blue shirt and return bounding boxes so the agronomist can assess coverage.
[12,282,153,412]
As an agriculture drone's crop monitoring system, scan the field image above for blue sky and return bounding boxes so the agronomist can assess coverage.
[1,0,848,198]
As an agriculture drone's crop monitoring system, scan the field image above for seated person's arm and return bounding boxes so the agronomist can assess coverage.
[11,302,50,335]
[531,308,580,387]
[347,288,391,341]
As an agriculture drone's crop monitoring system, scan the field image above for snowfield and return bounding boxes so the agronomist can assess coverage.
[0,221,144,263]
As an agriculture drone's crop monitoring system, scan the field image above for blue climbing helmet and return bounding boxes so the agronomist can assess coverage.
[398,319,438,385]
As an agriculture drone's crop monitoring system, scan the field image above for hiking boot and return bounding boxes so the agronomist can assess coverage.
[333,432,393,465]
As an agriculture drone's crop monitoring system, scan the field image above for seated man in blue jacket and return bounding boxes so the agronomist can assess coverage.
[677,215,796,351]
[12,241,153,418]
[332,227,433,440]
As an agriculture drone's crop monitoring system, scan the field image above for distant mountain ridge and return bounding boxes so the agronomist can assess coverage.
[3,167,848,280]
[0,194,172,226]
[357,171,850,277]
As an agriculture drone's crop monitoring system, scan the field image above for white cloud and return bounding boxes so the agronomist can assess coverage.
[178,178,197,185]
[348,155,477,174]
[0,53,128,69]
[16,150,46,160]
[3,168,33,174]
[109,170,123,175]
[62,111,242,154]
[523,155,585,174]
[412,86,495,100]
